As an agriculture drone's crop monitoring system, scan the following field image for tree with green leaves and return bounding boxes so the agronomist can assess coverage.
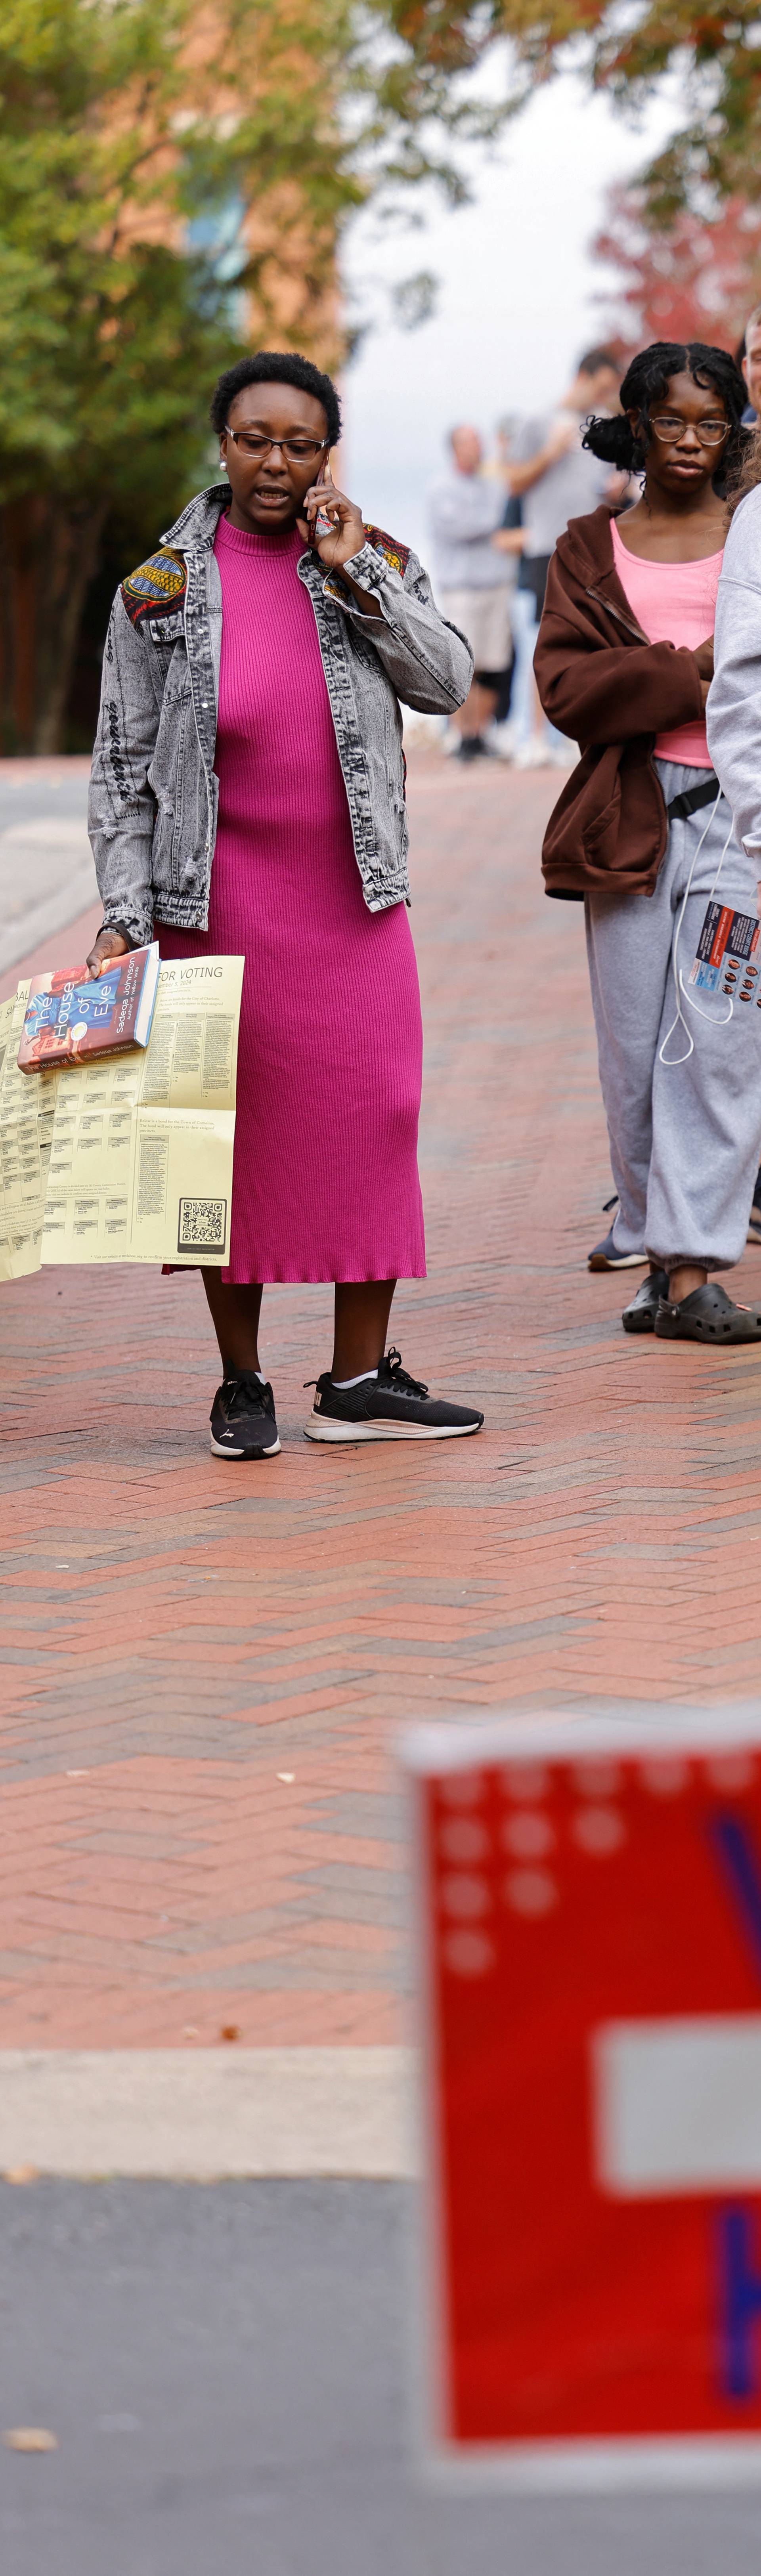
[0,0,503,751]
[476,0,761,219]
[8,0,750,749]
[0,0,354,748]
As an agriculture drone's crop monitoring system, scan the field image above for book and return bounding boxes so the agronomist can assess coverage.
[17,942,161,1073]
[688,899,761,994]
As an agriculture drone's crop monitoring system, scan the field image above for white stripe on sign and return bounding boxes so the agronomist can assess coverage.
[593,2017,761,2196]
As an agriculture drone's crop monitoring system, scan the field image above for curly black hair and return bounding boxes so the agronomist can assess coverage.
[210,351,341,447]
[582,340,747,491]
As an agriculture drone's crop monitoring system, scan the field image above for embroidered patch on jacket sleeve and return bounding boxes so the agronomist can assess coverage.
[362,524,410,578]
[120,548,187,629]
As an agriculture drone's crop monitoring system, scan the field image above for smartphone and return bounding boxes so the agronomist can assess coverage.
[312,456,334,544]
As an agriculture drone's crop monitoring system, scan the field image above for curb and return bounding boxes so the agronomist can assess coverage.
[0,2049,416,2180]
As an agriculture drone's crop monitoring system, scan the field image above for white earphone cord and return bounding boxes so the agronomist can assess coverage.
[658,786,737,1068]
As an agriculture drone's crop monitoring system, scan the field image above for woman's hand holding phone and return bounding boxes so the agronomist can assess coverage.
[298,464,382,619]
[299,464,365,571]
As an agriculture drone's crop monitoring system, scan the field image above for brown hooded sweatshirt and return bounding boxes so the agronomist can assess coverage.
[533,504,705,901]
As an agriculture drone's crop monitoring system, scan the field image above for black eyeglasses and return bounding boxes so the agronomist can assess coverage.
[224,426,328,464]
[650,414,729,447]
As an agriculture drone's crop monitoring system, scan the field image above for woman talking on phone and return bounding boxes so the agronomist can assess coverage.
[87,350,484,1455]
[534,338,761,1345]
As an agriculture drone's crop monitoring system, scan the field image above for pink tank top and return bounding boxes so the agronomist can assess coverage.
[610,516,723,768]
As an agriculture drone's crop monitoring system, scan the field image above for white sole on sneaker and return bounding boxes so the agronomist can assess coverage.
[588,1250,648,1271]
[303,1413,482,1443]
[210,1432,281,1458]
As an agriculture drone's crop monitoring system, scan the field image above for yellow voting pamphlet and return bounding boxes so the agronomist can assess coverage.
[0,954,244,1276]
[0,984,58,1280]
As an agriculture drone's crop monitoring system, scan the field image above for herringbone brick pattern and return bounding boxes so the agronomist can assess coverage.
[2,755,761,2045]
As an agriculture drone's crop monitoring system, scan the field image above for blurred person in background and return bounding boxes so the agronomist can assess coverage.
[491,490,524,737]
[485,419,523,745]
[428,426,517,761]
[507,347,622,768]
[740,302,761,425]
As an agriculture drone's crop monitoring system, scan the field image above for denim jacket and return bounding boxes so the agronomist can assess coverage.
[88,483,473,946]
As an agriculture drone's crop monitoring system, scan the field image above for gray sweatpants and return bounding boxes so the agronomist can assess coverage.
[585,759,761,1271]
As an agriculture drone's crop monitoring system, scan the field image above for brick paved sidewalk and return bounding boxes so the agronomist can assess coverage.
[3,753,761,2053]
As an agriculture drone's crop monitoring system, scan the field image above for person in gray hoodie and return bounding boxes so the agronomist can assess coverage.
[708,445,761,908]
[707,439,761,1272]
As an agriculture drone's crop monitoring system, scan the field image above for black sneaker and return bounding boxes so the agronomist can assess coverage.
[303,1347,484,1444]
[588,1192,646,1271]
[210,1372,280,1460]
[588,1225,647,1272]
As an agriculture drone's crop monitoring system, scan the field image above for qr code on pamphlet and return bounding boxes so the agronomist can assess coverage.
[177,1196,227,1253]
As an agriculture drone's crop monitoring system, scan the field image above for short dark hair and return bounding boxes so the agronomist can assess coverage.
[210,351,341,446]
[583,339,747,493]
[577,346,620,379]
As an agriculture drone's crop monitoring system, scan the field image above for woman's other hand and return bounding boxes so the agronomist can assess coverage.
[84,928,129,980]
[694,634,715,682]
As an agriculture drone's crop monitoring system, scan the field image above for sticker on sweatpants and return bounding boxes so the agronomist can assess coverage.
[688,900,761,992]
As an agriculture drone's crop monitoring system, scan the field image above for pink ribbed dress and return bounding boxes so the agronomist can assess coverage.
[157,514,425,1283]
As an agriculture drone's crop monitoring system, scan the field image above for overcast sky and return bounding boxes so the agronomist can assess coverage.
[342,63,676,562]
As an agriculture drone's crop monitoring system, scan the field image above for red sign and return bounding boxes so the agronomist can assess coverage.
[408,1713,761,2484]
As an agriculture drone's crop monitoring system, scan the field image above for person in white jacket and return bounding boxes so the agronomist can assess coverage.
[708,466,761,881]
[706,454,761,1269]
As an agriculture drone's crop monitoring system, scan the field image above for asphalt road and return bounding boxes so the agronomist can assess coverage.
[1,2182,759,2576]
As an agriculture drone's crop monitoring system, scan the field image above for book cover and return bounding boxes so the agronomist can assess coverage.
[17,944,160,1073]
[689,900,761,990]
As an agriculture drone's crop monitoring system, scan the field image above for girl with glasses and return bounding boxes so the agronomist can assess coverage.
[534,339,761,1346]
